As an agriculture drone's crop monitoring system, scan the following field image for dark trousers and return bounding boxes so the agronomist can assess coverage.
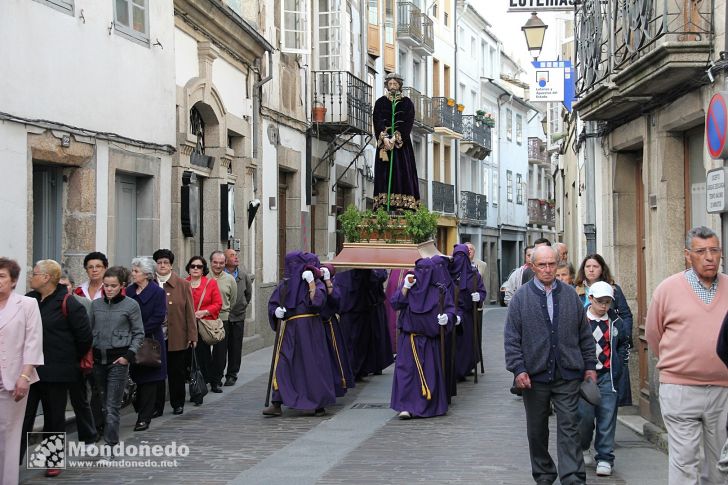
[195,340,213,384]
[93,362,129,446]
[212,320,245,383]
[20,381,70,462]
[167,348,190,409]
[68,376,97,443]
[522,378,585,485]
[154,380,166,416]
[136,381,161,423]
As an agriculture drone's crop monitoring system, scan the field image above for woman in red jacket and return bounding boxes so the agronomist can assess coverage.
[185,256,222,404]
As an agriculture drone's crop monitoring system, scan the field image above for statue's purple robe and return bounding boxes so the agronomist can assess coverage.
[320,272,355,397]
[449,245,487,381]
[337,269,394,379]
[268,252,335,410]
[390,258,455,417]
[372,94,420,211]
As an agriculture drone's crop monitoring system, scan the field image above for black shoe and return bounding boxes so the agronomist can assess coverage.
[314,408,326,416]
[193,400,203,406]
[210,383,223,393]
[133,421,149,432]
[172,407,184,415]
[224,376,237,386]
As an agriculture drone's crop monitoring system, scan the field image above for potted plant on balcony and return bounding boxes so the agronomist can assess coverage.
[312,100,327,123]
[457,103,465,113]
[483,113,495,128]
[446,98,456,108]
[475,109,486,121]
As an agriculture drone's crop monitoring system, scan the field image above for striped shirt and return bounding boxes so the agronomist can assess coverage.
[684,268,719,304]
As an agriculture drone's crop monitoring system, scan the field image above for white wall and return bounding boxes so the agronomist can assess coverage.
[175,28,199,85]
[0,0,176,146]
[0,121,30,289]
[213,58,248,120]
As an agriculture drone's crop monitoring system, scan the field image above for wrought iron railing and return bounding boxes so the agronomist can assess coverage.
[461,115,491,150]
[397,2,423,43]
[460,190,487,223]
[312,71,372,134]
[575,0,713,96]
[402,87,434,131]
[528,137,547,164]
[528,198,555,226]
[432,181,455,213]
[422,14,434,52]
[432,97,456,132]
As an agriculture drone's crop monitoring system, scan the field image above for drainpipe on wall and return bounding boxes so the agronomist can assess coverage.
[584,120,597,255]
[252,51,273,161]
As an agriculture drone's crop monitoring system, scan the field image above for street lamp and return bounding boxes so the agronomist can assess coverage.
[521,12,548,61]
[541,115,548,137]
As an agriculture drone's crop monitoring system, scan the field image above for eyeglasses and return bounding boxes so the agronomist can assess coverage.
[86,265,105,270]
[189,264,204,269]
[591,298,612,306]
[689,247,722,257]
[534,262,557,269]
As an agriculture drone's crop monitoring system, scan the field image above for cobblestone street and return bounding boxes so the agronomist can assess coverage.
[20,307,668,484]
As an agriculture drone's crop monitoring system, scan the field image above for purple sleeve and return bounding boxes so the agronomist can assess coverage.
[308,280,327,312]
[268,285,281,331]
[389,284,408,310]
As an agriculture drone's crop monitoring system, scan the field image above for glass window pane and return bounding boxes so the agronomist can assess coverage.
[116,0,130,27]
[132,0,144,5]
[132,5,145,33]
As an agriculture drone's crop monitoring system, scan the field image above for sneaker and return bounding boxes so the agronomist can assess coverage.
[97,454,116,467]
[596,461,612,476]
[583,450,595,467]
[398,411,412,420]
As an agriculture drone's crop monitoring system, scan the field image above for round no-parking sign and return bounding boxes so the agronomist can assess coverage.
[707,92,728,159]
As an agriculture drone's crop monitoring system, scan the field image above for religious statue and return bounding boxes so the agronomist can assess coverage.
[372,73,420,212]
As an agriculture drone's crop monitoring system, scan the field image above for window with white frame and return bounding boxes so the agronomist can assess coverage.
[282,0,308,54]
[471,36,476,57]
[506,170,513,202]
[385,0,394,43]
[516,114,523,145]
[516,173,523,204]
[114,0,149,44]
[483,166,490,202]
[471,159,479,192]
[413,60,421,91]
[506,109,512,141]
[458,27,465,50]
[368,0,378,25]
[481,41,487,77]
[34,0,74,15]
[317,0,351,70]
[492,170,498,207]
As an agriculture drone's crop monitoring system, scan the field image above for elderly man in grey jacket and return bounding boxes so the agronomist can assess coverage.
[219,248,253,386]
[504,245,597,485]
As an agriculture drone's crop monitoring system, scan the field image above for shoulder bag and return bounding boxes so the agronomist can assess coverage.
[196,278,226,345]
[135,336,162,367]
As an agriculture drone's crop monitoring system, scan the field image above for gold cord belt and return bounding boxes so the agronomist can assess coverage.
[272,313,319,390]
[409,333,431,400]
[327,321,347,389]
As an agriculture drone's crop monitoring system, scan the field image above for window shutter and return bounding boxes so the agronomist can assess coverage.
[281,0,309,54]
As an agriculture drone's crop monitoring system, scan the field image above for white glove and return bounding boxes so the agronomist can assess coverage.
[274,307,286,319]
[456,315,462,326]
[437,314,448,326]
[471,292,481,302]
[302,270,314,283]
[403,276,416,289]
[321,267,331,281]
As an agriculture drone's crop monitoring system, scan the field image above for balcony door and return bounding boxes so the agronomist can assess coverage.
[316,0,352,71]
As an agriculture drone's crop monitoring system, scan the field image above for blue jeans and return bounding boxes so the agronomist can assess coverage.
[93,362,129,446]
[578,371,618,464]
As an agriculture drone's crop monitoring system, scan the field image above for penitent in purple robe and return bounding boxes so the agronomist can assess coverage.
[384,269,407,353]
[337,269,394,379]
[372,94,420,211]
[320,265,355,397]
[268,252,336,410]
[390,258,455,417]
[449,245,487,381]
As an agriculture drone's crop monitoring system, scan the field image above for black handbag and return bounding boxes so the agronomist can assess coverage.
[188,350,208,404]
[121,376,137,409]
[135,337,162,367]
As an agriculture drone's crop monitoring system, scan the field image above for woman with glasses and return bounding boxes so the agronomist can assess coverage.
[575,254,634,407]
[185,256,222,403]
[127,257,167,431]
[90,266,144,460]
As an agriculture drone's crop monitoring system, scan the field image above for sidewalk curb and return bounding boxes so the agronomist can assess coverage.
[617,414,668,453]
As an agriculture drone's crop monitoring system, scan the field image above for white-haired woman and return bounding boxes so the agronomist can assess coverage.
[127,257,167,431]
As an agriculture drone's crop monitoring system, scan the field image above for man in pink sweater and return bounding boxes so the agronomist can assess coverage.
[646,226,728,485]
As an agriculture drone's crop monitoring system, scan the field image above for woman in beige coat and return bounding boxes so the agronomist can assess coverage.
[0,258,43,485]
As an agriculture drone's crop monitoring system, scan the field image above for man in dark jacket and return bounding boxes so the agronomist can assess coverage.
[504,246,597,485]
[222,248,252,386]
[21,259,92,473]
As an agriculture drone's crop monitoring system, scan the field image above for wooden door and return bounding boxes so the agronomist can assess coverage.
[635,160,650,419]
[278,181,287,281]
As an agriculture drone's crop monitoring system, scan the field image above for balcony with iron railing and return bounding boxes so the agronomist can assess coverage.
[431,98,463,139]
[528,137,548,166]
[459,190,487,225]
[402,87,435,133]
[312,71,372,137]
[415,12,434,55]
[574,0,712,122]
[397,2,423,47]
[432,180,455,214]
[418,177,428,205]
[528,198,555,226]
[461,115,491,159]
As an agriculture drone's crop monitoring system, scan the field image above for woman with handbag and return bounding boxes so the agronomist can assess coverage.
[127,257,167,431]
[186,256,222,402]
